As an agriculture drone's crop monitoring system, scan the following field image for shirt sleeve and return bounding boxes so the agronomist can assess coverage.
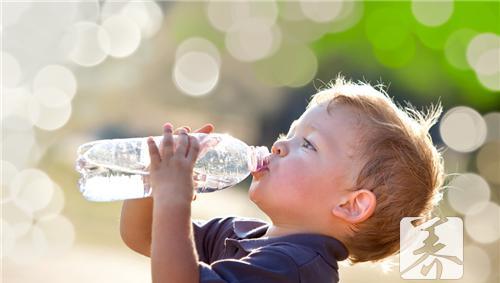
[198,247,299,283]
[193,217,236,263]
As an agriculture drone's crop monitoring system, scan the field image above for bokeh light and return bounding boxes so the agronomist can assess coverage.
[29,95,72,131]
[173,51,220,96]
[206,1,249,32]
[1,87,34,122]
[68,21,110,67]
[7,225,47,265]
[207,1,278,33]
[466,33,500,73]
[411,0,454,27]
[33,65,77,100]
[33,88,72,108]
[9,169,54,213]
[466,32,500,91]
[279,17,331,43]
[2,201,34,240]
[101,15,141,58]
[439,106,487,152]
[299,0,343,23]
[327,0,364,34]
[279,1,363,37]
[446,173,490,215]
[476,70,500,92]
[121,0,164,39]
[33,183,66,218]
[474,48,499,75]
[225,19,281,62]
[2,166,73,265]
[465,201,500,244]
[34,214,75,257]
[444,29,477,70]
[175,37,221,66]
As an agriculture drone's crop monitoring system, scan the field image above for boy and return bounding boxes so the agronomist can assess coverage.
[120,77,444,283]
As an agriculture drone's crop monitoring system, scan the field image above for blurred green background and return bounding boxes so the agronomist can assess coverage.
[2,1,499,282]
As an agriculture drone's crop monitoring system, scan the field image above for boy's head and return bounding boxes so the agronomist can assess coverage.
[249,76,445,263]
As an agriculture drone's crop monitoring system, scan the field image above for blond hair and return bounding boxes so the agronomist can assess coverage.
[308,76,445,263]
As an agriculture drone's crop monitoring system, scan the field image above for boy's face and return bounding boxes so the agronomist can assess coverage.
[249,103,363,225]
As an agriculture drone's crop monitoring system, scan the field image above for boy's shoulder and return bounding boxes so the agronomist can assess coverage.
[195,217,347,283]
[195,216,348,267]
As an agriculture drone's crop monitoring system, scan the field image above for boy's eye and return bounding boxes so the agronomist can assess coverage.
[276,133,316,152]
[301,138,316,151]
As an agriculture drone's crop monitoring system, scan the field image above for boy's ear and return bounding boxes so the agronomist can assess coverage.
[332,189,376,224]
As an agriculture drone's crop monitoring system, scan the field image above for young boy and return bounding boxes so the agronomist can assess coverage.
[120,77,445,283]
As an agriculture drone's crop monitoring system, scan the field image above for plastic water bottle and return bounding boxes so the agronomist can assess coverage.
[75,133,270,202]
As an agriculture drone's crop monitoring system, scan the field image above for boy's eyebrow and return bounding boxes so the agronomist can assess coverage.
[288,120,323,136]
[288,120,332,146]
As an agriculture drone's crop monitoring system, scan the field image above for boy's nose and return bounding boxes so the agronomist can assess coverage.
[271,140,287,157]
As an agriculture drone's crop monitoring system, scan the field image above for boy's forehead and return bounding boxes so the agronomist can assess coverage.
[297,104,332,123]
[289,105,333,133]
[294,103,365,145]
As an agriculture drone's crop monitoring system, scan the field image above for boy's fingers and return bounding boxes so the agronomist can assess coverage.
[186,136,200,163]
[175,128,189,158]
[174,126,191,135]
[147,137,161,168]
[162,123,174,159]
[173,127,184,135]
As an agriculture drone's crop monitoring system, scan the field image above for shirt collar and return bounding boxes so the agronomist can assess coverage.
[230,218,349,265]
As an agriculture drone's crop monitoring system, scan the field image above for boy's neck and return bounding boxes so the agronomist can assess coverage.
[262,224,318,238]
[262,221,349,244]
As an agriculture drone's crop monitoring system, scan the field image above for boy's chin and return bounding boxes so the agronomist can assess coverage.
[248,179,266,200]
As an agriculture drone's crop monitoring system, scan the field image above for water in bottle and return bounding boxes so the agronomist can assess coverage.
[75,133,270,202]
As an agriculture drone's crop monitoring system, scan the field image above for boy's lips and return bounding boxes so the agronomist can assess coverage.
[251,167,269,180]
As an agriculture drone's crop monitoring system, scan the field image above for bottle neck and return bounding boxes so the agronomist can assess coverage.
[248,146,270,172]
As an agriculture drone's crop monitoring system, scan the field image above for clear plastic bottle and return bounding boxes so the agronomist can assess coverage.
[75,133,270,202]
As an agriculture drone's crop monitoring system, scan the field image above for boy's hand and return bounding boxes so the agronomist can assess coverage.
[147,123,200,205]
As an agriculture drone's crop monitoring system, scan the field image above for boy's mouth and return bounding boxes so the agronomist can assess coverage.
[251,167,268,180]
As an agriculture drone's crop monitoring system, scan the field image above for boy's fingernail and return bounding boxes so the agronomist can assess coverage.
[163,123,173,131]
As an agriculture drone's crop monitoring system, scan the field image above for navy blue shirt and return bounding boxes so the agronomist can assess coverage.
[193,217,348,283]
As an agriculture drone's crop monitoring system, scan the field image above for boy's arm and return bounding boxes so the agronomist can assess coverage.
[120,124,214,257]
[148,124,200,283]
[120,198,153,256]
[152,198,198,283]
